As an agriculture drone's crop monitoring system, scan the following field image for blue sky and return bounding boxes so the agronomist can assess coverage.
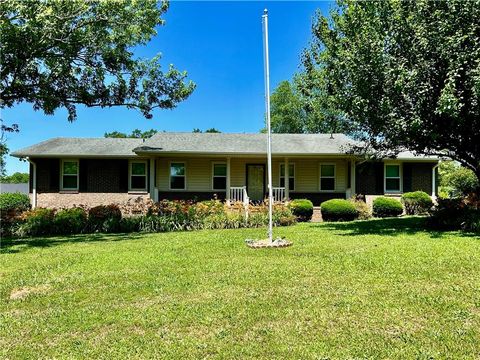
[3,1,333,174]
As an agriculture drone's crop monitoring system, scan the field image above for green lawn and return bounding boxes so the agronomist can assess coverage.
[1,218,479,359]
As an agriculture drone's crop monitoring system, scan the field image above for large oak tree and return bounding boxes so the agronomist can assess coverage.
[302,0,480,180]
[0,0,195,120]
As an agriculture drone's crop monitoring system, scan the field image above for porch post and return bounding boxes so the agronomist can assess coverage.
[350,160,356,198]
[149,158,155,201]
[284,157,289,201]
[226,157,231,205]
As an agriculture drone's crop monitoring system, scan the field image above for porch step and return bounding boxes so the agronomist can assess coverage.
[311,207,322,223]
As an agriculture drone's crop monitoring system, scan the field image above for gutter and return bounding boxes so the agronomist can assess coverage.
[432,163,439,200]
[25,157,36,208]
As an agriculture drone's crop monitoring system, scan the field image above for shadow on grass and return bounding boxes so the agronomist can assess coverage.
[0,232,145,254]
[311,216,479,239]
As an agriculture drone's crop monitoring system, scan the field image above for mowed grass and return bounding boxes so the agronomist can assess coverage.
[1,218,479,359]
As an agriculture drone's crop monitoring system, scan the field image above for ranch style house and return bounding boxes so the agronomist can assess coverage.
[11,133,439,209]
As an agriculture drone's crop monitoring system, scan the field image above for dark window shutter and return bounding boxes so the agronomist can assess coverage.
[29,163,33,193]
[119,160,129,192]
[403,163,413,193]
[79,159,88,192]
[375,162,384,194]
[50,159,60,192]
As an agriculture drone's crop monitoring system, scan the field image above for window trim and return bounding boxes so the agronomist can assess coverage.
[128,160,148,192]
[169,161,187,191]
[319,162,336,192]
[384,162,402,193]
[60,159,79,191]
[211,162,227,191]
[279,162,295,191]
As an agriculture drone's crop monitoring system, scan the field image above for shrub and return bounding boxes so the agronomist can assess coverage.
[14,208,55,237]
[54,207,87,234]
[0,192,30,212]
[0,192,31,237]
[373,197,403,217]
[119,216,142,233]
[321,199,358,221]
[88,204,122,233]
[401,191,433,215]
[288,199,314,222]
[428,197,480,232]
[351,199,371,220]
[439,161,479,197]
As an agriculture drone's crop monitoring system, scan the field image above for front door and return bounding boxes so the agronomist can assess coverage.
[247,165,265,202]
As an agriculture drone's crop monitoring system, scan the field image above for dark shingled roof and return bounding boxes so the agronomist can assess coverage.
[11,137,143,158]
[11,133,439,160]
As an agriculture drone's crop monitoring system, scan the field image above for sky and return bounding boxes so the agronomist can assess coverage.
[3,1,334,174]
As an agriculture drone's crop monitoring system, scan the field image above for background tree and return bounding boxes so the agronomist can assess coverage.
[192,128,221,133]
[0,172,29,184]
[0,0,195,121]
[302,0,480,181]
[267,79,349,134]
[104,129,158,139]
[269,80,305,133]
[438,161,479,198]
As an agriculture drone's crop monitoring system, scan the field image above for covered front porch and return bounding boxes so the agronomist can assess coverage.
[146,155,356,206]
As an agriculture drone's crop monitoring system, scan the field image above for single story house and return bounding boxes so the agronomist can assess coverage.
[11,133,439,208]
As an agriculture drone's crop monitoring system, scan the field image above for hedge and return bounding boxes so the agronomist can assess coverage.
[288,199,314,222]
[401,191,433,215]
[373,197,403,217]
[321,199,358,221]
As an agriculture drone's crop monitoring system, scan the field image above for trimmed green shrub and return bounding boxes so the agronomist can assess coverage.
[288,199,314,222]
[0,192,30,212]
[321,199,358,221]
[88,204,122,233]
[401,191,433,215]
[54,208,87,234]
[14,208,55,237]
[0,192,31,237]
[373,197,403,217]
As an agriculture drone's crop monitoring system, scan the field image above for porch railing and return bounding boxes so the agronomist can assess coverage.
[272,187,285,203]
[230,186,249,205]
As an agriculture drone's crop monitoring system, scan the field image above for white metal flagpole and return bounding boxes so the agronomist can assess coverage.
[262,9,273,243]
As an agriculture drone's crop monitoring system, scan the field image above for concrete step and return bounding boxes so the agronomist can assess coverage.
[311,207,322,223]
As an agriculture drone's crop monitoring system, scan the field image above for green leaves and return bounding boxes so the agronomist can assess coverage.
[301,0,480,178]
[0,0,195,121]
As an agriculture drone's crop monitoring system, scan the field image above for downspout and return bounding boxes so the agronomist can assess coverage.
[26,157,37,208]
[432,163,439,200]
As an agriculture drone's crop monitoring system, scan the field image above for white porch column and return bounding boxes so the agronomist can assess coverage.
[350,160,356,198]
[28,158,37,208]
[284,157,289,201]
[432,163,439,199]
[149,158,155,201]
[226,157,231,204]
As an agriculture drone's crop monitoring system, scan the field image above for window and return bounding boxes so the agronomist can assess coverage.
[280,163,295,190]
[320,164,336,191]
[212,163,227,190]
[61,160,79,190]
[129,161,147,191]
[385,164,401,192]
[170,162,186,190]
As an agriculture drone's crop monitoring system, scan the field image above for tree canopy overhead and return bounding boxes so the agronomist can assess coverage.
[302,0,480,179]
[0,0,195,121]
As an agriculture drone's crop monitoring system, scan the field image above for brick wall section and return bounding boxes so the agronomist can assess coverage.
[33,193,150,209]
[289,192,345,206]
[410,162,434,195]
[356,162,384,195]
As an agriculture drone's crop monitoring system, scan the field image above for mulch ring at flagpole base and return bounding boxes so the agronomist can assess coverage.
[245,238,292,248]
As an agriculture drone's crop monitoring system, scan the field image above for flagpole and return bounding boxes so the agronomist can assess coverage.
[262,9,273,243]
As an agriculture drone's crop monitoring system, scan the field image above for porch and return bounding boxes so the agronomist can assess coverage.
[148,156,356,206]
